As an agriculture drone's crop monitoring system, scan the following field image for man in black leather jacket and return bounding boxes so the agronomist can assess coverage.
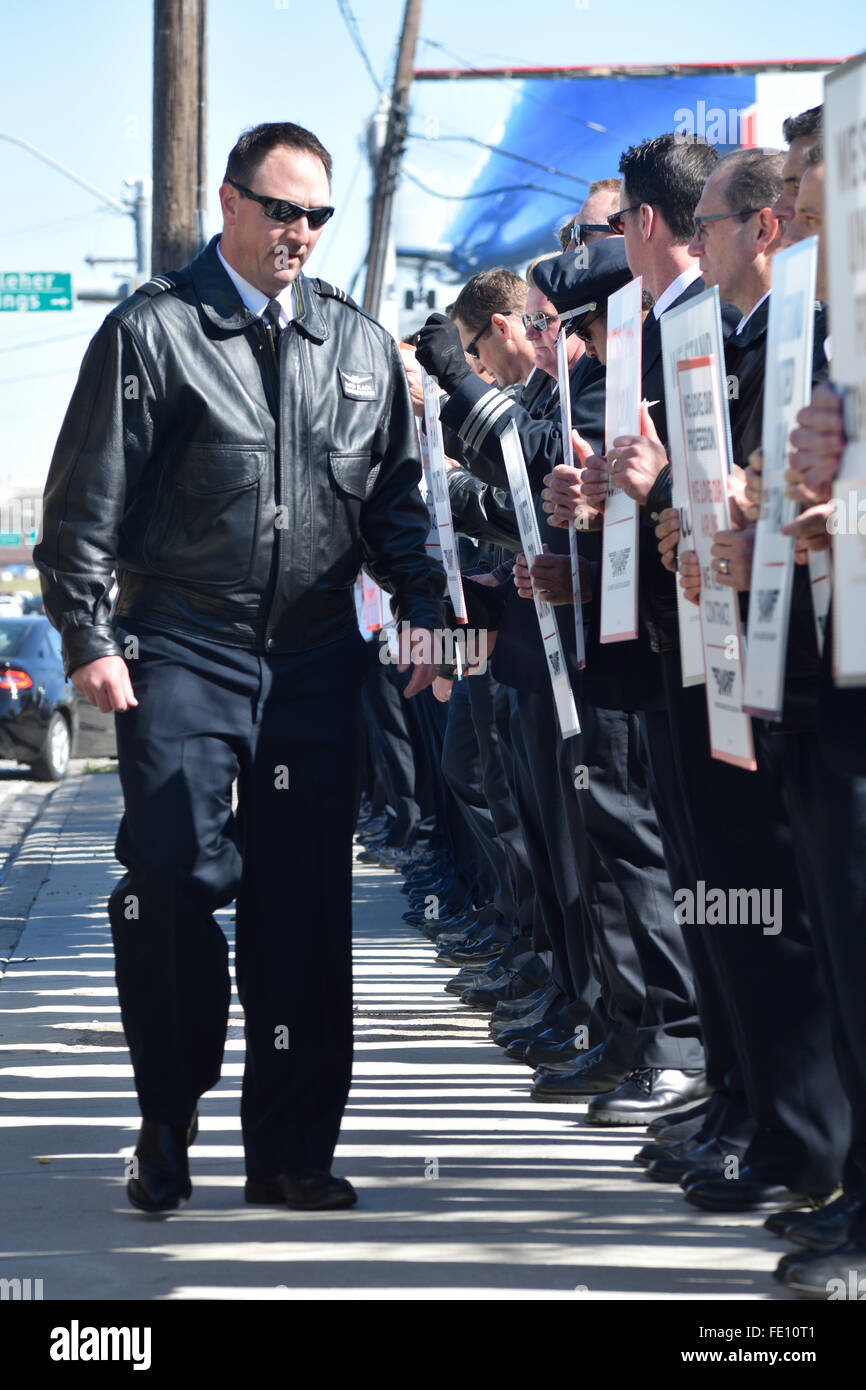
[34,121,445,1215]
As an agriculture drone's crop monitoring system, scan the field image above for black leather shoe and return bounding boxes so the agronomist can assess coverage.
[461,956,548,1009]
[683,1164,832,1213]
[530,1045,629,1101]
[516,1025,591,1067]
[585,1068,710,1126]
[775,1239,866,1296]
[245,1170,357,1210]
[646,1137,740,1184]
[645,1098,711,1137]
[127,1109,198,1213]
[765,1192,860,1249]
[491,980,558,1024]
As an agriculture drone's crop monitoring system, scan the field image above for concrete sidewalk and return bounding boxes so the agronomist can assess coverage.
[0,770,789,1300]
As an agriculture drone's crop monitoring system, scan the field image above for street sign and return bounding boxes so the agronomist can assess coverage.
[0,272,73,312]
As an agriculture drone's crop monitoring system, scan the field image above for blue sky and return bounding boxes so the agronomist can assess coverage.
[0,0,860,483]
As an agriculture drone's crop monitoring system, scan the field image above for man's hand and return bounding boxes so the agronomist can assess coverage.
[678,550,701,606]
[782,501,835,563]
[465,570,499,587]
[711,526,755,591]
[70,655,138,713]
[541,427,604,529]
[742,448,763,524]
[655,506,681,573]
[414,313,471,396]
[608,402,667,506]
[398,343,426,418]
[785,382,845,504]
[396,625,438,698]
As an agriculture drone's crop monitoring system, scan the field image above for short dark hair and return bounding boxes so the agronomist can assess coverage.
[717,147,785,215]
[782,105,823,146]
[806,141,824,168]
[619,134,720,243]
[224,122,332,187]
[451,268,528,336]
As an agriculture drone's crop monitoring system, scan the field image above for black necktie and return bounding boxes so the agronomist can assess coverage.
[264,298,283,336]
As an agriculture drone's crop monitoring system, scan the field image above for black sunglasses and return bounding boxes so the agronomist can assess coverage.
[573,313,603,343]
[560,222,613,247]
[606,204,641,234]
[465,311,514,359]
[227,178,335,229]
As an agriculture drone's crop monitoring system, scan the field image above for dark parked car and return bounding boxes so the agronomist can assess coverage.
[0,616,116,779]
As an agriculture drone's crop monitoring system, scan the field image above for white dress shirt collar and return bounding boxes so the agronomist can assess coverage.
[736,290,770,336]
[216,241,296,326]
[652,265,702,320]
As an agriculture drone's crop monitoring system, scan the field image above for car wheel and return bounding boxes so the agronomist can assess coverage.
[31,711,71,781]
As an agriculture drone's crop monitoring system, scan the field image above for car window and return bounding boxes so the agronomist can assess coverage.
[0,622,32,657]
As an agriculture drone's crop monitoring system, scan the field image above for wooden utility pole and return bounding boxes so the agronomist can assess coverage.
[152,0,207,274]
[362,0,423,318]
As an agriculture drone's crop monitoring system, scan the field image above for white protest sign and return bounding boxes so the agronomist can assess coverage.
[678,356,756,770]
[555,328,587,669]
[743,238,818,719]
[500,421,581,739]
[825,51,866,684]
[421,369,467,624]
[600,277,642,643]
[660,286,734,686]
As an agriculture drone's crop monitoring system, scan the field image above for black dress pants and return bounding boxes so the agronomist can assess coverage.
[108,620,367,1179]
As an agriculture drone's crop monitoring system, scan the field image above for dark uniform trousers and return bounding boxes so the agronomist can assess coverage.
[108,619,368,1180]
[658,652,850,1191]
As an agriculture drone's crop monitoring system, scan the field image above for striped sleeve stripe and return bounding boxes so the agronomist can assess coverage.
[464,393,515,452]
[457,387,505,448]
[460,388,514,452]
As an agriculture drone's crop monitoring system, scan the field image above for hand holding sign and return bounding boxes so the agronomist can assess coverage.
[608,401,667,505]
[655,506,681,572]
[785,383,845,504]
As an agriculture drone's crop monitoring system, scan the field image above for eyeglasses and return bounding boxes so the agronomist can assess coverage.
[227,178,335,229]
[465,311,515,358]
[465,319,494,359]
[522,302,596,336]
[606,205,642,234]
[522,309,559,334]
[558,221,612,248]
[692,208,761,241]
[573,314,602,343]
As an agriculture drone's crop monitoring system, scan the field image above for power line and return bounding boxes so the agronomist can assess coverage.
[402,169,573,202]
[407,131,589,187]
[0,329,92,356]
[0,366,77,387]
[418,37,615,137]
[335,0,384,92]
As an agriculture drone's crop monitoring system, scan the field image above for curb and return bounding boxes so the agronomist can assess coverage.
[0,774,88,979]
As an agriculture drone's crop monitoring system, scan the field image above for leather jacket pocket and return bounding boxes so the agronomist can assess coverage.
[327,450,380,562]
[145,444,266,585]
[328,450,380,500]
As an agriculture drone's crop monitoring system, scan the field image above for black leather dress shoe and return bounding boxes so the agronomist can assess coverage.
[645,1098,711,1137]
[244,1171,357,1210]
[127,1109,198,1213]
[491,980,558,1024]
[461,956,548,1009]
[530,1046,629,1102]
[775,1239,866,1296]
[585,1069,710,1126]
[646,1137,740,1184]
[765,1192,860,1249]
[683,1164,832,1213]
